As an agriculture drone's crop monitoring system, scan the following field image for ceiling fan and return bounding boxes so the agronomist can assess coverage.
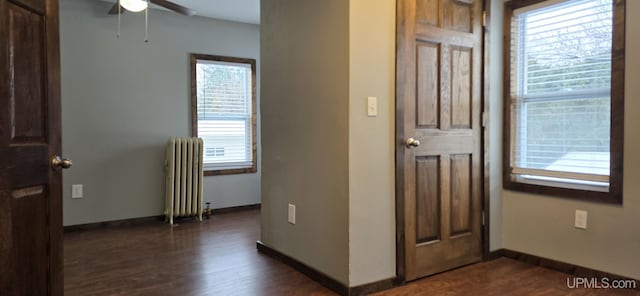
[108,0,196,16]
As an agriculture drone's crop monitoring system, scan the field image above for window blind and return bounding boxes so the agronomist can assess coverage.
[510,0,612,184]
[195,60,253,170]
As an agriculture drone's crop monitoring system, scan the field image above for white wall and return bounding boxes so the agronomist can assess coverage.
[499,0,640,280]
[348,0,397,287]
[260,0,350,285]
[60,0,260,226]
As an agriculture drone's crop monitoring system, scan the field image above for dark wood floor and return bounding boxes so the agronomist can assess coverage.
[65,209,638,295]
[64,210,333,295]
[375,259,639,296]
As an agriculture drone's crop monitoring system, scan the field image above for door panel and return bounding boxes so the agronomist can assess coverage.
[0,0,62,294]
[416,42,440,129]
[450,47,472,128]
[444,0,472,33]
[397,0,483,281]
[415,156,440,244]
[9,2,47,144]
[416,0,438,25]
[450,154,471,236]
[12,186,49,296]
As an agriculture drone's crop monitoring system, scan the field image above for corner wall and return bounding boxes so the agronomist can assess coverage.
[499,0,640,280]
[260,0,509,287]
[260,0,350,284]
[60,0,260,226]
[488,0,504,251]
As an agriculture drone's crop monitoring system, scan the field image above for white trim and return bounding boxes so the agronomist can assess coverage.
[514,174,609,192]
[196,59,252,68]
[203,161,253,171]
[512,167,609,182]
[514,0,570,15]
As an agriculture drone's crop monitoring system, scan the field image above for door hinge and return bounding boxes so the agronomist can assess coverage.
[482,111,488,128]
[482,210,486,226]
[482,11,487,27]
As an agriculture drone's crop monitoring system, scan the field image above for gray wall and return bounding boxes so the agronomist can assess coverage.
[499,0,640,280]
[60,0,260,226]
[260,0,350,285]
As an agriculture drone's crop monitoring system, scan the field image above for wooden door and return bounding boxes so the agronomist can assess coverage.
[396,0,484,281]
[0,0,63,294]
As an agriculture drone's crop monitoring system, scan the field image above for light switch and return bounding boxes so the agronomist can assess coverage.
[288,204,296,224]
[367,97,377,117]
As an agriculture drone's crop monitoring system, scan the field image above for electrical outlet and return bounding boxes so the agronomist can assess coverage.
[72,184,83,199]
[288,204,296,224]
[575,210,587,229]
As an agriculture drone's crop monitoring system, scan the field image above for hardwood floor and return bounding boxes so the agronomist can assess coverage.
[376,259,639,296]
[65,210,638,295]
[64,210,333,295]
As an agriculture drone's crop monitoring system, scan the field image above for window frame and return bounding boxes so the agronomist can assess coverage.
[502,0,625,203]
[190,53,257,176]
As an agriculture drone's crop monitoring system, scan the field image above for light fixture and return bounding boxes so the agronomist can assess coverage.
[120,0,148,12]
[116,0,150,42]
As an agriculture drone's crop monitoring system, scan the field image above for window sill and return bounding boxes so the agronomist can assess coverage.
[503,174,622,204]
[204,166,257,176]
[514,175,609,193]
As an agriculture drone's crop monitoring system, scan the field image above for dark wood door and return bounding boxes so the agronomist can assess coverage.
[0,0,63,294]
[396,0,484,280]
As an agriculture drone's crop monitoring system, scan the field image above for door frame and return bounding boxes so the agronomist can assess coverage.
[394,0,491,282]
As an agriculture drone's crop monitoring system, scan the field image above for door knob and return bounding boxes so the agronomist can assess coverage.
[405,138,421,148]
[51,156,73,169]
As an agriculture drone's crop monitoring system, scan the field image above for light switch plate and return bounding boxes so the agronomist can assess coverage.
[575,210,587,229]
[72,184,83,199]
[367,97,377,117]
[288,204,296,224]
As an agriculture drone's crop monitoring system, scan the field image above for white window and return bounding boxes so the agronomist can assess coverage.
[191,54,256,175]
[504,0,624,202]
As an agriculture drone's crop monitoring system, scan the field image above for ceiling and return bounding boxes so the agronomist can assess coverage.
[102,0,260,24]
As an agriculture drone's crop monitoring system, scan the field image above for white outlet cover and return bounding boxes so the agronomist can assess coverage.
[575,210,587,229]
[288,204,296,224]
[72,184,83,199]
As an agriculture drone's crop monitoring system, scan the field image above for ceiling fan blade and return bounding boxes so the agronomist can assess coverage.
[150,0,196,16]
[107,2,121,15]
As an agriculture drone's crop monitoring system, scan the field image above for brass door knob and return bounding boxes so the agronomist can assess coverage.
[51,156,73,169]
[405,138,421,148]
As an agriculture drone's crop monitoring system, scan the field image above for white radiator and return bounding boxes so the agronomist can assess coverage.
[165,137,204,224]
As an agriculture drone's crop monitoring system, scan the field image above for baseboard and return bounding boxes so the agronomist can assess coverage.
[349,277,400,296]
[494,249,639,290]
[485,249,506,261]
[209,203,261,215]
[63,215,165,232]
[256,241,399,296]
[64,203,261,233]
[256,241,349,295]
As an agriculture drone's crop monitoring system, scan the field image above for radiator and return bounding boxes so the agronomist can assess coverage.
[165,137,204,224]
